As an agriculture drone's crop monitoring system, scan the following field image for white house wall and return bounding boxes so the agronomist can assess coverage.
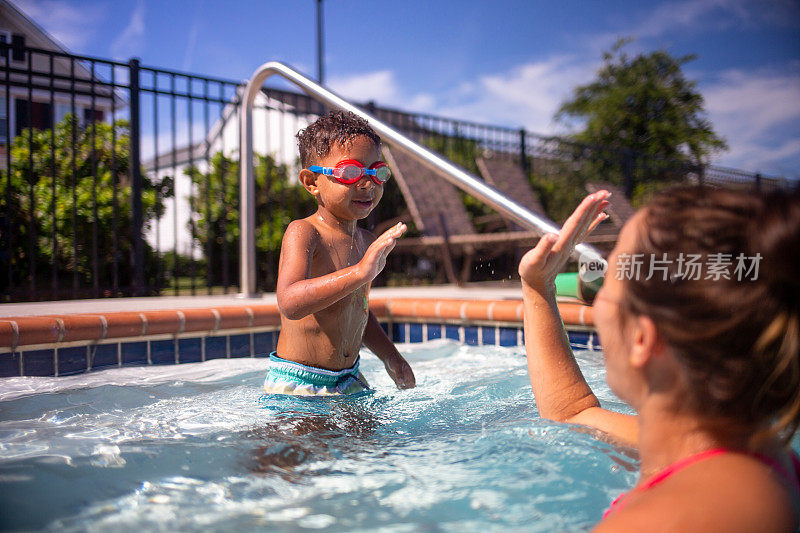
[144,91,317,264]
[147,163,208,262]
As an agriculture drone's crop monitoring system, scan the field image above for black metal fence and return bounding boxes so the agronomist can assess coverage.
[0,42,321,302]
[1,42,794,302]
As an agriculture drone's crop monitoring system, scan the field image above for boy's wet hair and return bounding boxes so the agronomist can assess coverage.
[297,110,381,168]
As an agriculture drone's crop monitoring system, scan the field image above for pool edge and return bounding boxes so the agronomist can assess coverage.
[0,297,597,377]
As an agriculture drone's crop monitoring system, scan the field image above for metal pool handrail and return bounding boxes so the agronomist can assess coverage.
[239,61,606,297]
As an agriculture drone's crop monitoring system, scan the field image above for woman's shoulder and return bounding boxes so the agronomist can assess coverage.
[596,451,799,532]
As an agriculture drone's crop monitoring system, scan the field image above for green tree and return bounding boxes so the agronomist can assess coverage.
[528,147,597,223]
[555,40,727,203]
[1,115,168,299]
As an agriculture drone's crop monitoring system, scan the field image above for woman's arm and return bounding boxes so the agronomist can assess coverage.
[522,282,600,420]
[523,282,638,445]
[520,192,638,446]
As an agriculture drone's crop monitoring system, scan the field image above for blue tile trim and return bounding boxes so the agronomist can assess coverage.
[150,339,176,365]
[392,323,406,343]
[229,334,251,358]
[22,349,55,376]
[178,338,202,363]
[464,326,479,346]
[481,326,496,346]
[253,331,275,357]
[380,322,389,335]
[121,341,147,366]
[0,352,21,377]
[57,346,88,376]
[205,336,227,360]
[591,333,603,351]
[568,330,591,349]
[1,319,599,378]
[445,325,460,341]
[90,343,119,369]
[409,324,423,343]
[498,327,517,347]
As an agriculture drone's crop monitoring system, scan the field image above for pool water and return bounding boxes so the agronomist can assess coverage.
[0,341,640,532]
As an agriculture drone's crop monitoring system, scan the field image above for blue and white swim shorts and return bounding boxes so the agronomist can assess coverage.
[262,352,371,396]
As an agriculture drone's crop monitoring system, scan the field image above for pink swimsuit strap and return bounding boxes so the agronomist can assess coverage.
[750,451,800,492]
[603,448,727,519]
[603,448,800,519]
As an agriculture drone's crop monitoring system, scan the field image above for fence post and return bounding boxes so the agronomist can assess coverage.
[519,128,527,172]
[128,58,145,296]
[623,148,633,199]
[755,172,762,192]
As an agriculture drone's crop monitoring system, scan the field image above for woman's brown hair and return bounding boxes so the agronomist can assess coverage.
[620,185,800,446]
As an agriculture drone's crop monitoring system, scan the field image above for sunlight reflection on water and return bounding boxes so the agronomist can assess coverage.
[0,341,644,532]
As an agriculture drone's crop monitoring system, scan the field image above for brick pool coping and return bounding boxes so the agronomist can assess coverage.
[0,297,594,352]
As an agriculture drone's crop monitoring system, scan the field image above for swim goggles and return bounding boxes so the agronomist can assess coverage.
[308,159,391,185]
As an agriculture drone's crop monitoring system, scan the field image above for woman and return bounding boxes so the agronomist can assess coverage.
[519,186,800,531]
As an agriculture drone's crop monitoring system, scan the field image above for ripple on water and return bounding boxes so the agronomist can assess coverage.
[0,344,652,532]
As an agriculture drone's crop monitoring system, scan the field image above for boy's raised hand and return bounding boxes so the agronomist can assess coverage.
[359,222,407,281]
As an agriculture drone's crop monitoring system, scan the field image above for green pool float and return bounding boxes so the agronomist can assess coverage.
[555,272,602,304]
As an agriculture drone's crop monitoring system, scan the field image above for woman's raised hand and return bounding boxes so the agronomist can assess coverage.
[518,191,610,294]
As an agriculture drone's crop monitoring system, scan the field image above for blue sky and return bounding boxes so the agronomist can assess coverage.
[15,0,800,178]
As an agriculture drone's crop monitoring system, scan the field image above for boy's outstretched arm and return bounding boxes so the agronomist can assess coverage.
[363,311,416,389]
[277,221,406,320]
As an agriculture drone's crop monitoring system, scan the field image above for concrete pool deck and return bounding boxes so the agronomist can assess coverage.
[0,282,532,318]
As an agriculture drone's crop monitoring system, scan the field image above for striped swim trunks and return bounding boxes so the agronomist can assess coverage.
[262,352,371,396]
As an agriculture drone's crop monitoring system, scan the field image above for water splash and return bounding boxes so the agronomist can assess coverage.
[0,343,650,532]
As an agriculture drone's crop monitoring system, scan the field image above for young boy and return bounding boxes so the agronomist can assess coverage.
[263,111,416,396]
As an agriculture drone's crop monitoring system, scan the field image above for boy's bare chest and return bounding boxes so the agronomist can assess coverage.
[309,234,369,318]
[310,234,366,274]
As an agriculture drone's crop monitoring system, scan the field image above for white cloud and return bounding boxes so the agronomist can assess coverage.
[328,58,595,136]
[633,0,732,38]
[435,56,595,134]
[627,0,799,39]
[575,0,800,177]
[181,0,204,71]
[15,0,105,50]
[110,0,146,59]
[328,70,434,112]
[429,56,799,177]
[703,67,800,176]
[329,70,398,103]
[408,93,435,111]
[327,57,597,135]
[323,56,800,178]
